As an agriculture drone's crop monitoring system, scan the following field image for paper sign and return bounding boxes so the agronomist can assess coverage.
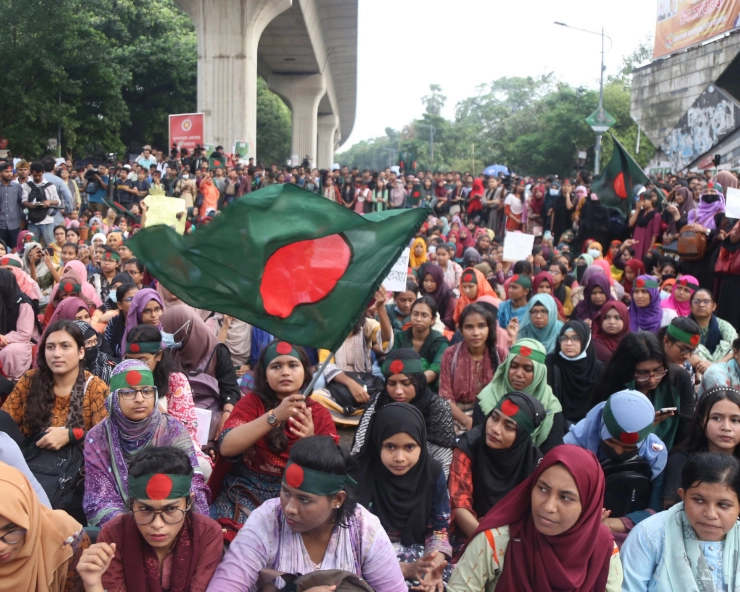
[502,232,535,262]
[383,248,410,292]
[193,408,211,448]
[725,187,740,220]
[143,195,187,235]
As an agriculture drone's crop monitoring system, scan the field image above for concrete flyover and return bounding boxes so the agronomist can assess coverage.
[174,0,357,168]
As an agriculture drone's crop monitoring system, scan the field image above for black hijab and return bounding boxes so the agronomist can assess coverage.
[0,269,32,334]
[378,349,433,422]
[355,403,442,546]
[545,319,602,424]
[456,392,544,517]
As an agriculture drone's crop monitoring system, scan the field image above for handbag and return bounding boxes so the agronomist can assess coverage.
[326,371,384,415]
[21,434,85,511]
[715,245,740,275]
[216,483,264,543]
[677,227,707,260]
[257,569,376,592]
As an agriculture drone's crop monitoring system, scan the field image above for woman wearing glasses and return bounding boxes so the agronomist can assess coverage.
[592,332,695,450]
[77,447,222,592]
[83,360,210,527]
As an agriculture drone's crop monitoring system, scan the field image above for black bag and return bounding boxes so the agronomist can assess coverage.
[21,433,85,510]
[26,181,53,223]
[257,569,375,592]
[600,455,653,518]
[326,371,384,415]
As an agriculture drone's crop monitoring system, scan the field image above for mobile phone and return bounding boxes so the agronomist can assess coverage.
[46,246,54,255]
[658,407,677,414]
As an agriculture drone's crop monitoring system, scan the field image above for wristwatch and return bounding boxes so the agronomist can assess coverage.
[267,412,277,425]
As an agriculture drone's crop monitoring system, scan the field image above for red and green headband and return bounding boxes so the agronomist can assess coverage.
[283,461,357,495]
[603,397,652,444]
[634,277,659,290]
[675,278,699,291]
[495,396,536,435]
[110,366,155,392]
[126,341,162,355]
[510,343,546,365]
[60,280,81,294]
[0,256,21,269]
[264,341,301,366]
[667,323,700,347]
[461,269,477,284]
[103,251,121,262]
[511,274,532,289]
[128,473,192,500]
[381,357,425,377]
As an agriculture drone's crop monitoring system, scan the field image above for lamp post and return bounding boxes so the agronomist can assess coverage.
[416,123,436,169]
[554,22,612,175]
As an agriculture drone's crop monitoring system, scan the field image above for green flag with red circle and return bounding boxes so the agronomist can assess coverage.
[591,135,649,218]
[126,184,427,351]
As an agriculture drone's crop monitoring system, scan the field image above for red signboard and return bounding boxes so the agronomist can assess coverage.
[169,113,204,150]
[0,137,8,150]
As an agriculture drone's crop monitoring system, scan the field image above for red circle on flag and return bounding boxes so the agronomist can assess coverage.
[276,342,292,355]
[501,399,520,417]
[63,282,74,293]
[635,278,645,288]
[125,370,142,386]
[690,334,700,346]
[519,346,532,357]
[285,463,304,488]
[0,258,8,266]
[613,172,627,199]
[130,344,140,353]
[512,274,519,282]
[389,359,405,375]
[462,273,473,283]
[145,474,173,500]
[620,432,639,444]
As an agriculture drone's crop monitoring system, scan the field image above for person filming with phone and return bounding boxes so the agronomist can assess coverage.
[21,161,61,247]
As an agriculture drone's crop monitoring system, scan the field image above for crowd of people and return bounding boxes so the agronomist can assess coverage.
[3,145,740,592]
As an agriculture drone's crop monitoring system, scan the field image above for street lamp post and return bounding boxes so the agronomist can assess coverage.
[554,22,611,175]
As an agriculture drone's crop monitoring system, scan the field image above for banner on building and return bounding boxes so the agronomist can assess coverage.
[169,113,204,150]
[654,0,740,59]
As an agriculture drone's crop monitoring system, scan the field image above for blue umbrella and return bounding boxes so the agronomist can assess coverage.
[482,164,509,177]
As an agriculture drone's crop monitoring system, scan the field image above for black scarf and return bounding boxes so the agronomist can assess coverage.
[583,199,610,233]
[691,312,721,354]
[0,269,32,334]
[545,320,602,424]
[636,208,660,228]
[355,403,442,546]
[455,392,544,517]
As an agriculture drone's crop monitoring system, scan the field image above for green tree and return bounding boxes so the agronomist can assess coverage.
[422,84,447,116]
[256,76,291,166]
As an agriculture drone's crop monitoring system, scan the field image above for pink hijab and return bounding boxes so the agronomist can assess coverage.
[660,274,699,317]
[49,260,103,308]
[0,254,41,300]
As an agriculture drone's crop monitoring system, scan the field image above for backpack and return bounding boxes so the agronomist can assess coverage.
[189,346,223,442]
[26,181,53,224]
[600,454,653,518]
[678,227,707,261]
[21,434,85,510]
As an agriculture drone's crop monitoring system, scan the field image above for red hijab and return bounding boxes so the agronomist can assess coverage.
[592,300,630,364]
[472,445,614,592]
[622,258,645,294]
[532,271,566,321]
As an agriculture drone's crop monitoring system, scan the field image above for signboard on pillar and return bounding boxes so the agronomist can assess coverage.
[169,113,205,150]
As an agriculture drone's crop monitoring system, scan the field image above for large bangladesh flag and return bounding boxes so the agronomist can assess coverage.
[127,184,427,350]
[591,135,649,217]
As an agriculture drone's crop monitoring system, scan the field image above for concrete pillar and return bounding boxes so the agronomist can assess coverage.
[268,74,326,169]
[317,114,338,169]
[174,0,291,158]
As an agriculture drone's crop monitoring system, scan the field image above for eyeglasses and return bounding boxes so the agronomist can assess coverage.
[674,343,695,356]
[530,309,549,317]
[693,299,712,306]
[117,386,157,400]
[0,528,27,544]
[84,337,98,349]
[558,335,582,344]
[131,506,188,525]
[634,368,668,382]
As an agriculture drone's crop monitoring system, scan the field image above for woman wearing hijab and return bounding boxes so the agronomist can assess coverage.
[351,349,456,476]
[517,293,563,354]
[83,360,210,527]
[454,267,500,325]
[23,241,58,300]
[419,263,457,331]
[662,186,694,247]
[51,260,103,309]
[660,274,699,317]
[622,258,646,297]
[525,184,545,235]
[476,339,564,453]
[576,192,612,253]
[0,253,42,301]
[449,392,545,554]
[572,272,614,323]
[565,390,667,542]
[409,237,427,271]
[73,320,115,384]
[355,403,451,589]
[120,288,164,354]
[593,301,631,364]
[688,288,738,376]
[0,269,37,380]
[449,444,622,592]
[532,271,567,320]
[546,320,603,425]
[47,296,90,326]
[630,275,676,332]
[0,462,88,592]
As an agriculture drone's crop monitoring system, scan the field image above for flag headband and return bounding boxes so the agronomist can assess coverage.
[126,341,162,355]
[461,269,477,284]
[603,397,652,445]
[264,341,301,366]
[675,278,699,291]
[283,461,357,496]
[510,343,546,364]
[110,367,155,392]
[667,324,700,347]
[511,274,532,289]
[0,257,21,269]
[382,357,425,376]
[495,397,536,435]
[634,277,659,290]
[128,473,192,500]
[60,281,81,294]
[103,251,121,262]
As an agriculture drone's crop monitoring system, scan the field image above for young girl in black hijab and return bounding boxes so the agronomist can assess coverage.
[355,403,451,590]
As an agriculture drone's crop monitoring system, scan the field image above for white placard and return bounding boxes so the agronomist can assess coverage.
[725,187,740,219]
[382,248,410,292]
[193,407,212,447]
[502,232,535,262]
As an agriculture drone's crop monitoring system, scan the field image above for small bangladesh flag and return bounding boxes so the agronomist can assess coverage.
[126,184,427,350]
[591,135,649,218]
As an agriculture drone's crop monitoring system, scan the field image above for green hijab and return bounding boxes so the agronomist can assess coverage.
[477,338,562,447]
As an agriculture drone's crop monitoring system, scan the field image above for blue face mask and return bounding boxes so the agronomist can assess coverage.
[108,291,117,304]
[161,320,190,349]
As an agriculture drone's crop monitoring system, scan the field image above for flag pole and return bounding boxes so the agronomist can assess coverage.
[303,347,339,398]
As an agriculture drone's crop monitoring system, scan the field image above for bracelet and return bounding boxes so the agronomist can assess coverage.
[68,428,85,444]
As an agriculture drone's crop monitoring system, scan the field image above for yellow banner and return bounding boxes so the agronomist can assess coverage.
[143,195,187,235]
[654,0,740,59]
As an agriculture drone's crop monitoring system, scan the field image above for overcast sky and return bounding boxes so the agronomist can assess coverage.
[339,0,657,151]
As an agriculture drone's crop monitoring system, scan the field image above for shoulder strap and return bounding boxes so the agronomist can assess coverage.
[450,342,462,377]
[193,345,219,375]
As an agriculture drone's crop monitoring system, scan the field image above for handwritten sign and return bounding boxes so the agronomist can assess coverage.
[502,232,535,262]
[143,195,187,235]
[383,248,410,292]
[726,187,740,220]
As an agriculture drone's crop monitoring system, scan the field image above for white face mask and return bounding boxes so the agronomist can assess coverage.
[181,174,189,179]
[588,249,601,259]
